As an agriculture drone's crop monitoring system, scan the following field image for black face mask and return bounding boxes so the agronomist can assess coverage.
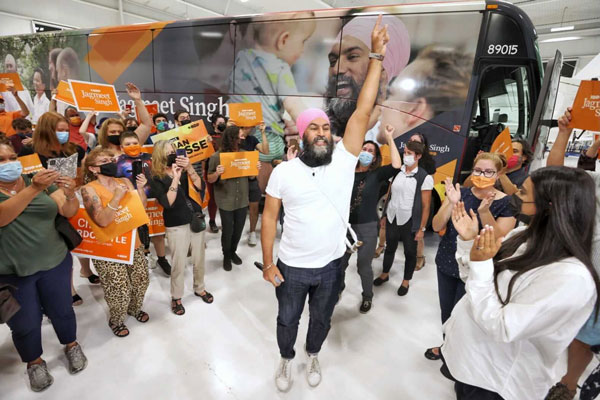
[166,153,177,167]
[216,123,226,132]
[107,135,121,145]
[98,162,118,177]
[126,125,138,132]
[508,194,532,225]
[180,119,192,126]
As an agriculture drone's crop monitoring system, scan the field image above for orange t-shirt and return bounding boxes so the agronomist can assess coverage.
[0,111,23,136]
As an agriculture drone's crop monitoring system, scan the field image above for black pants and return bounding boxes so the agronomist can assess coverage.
[219,207,247,257]
[454,382,503,399]
[382,218,417,280]
[437,268,466,324]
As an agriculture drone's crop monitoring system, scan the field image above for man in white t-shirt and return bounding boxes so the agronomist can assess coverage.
[1,54,34,121]
[261,17,389,392]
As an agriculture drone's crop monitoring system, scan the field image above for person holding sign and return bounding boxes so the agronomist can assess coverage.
[0,139,87,392]
[0,85,30,136]
[80,148,150,337]
[260,16,388,391]
[150,140,214,316]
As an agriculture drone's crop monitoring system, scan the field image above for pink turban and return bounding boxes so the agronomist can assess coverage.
[336,16,411,84]
[296,108,330,138]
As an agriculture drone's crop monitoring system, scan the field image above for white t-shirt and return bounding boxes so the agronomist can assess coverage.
[32,93,50,124]
[266,140,358,268]
[1,89,34,121]
[386,165,434,225]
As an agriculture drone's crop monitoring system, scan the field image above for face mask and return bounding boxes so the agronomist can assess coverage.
[506,155,521,170]
[216,123,226,132]
[471,175,496,189]
[127,125,138,132]
[69,116,82,126]
[180,119,191,126]
[0,103,5,112]
[123,144,142,158]
[166,153,177,167]
[157,121,167,131]
[56,130,70,144]
[107,135,121,146]
[98,162,118,177]
[404,154,416,167]
[508,194,532,225]
[0,161,23,182]
[358,151,374,167]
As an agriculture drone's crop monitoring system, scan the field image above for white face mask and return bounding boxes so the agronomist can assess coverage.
[404,154,416,167]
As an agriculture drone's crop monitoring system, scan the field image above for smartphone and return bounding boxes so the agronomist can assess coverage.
[289,139,299,153]
[47,159,58,171]
[176,148,187,157]
[254,262,282,284]
[131,161,142,180]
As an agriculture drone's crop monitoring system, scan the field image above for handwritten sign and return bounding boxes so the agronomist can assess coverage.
[145,198,165,237]
[69,79,120,113]
[229,103,263,127]
[570,80,600,132]
[18,153,44,174]
[219,151,259,180]
[69,207,137,264]
[151,121,214,163]
[0,73,24,92]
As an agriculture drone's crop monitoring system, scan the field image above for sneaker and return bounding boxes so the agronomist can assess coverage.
[359,299,372,314]
[65,343,88,374]
[248,231,257,247]
[306,353,322,387]
[209,220,219,233]
[230,253,242,265]
[157,257,172,276]
[27,361,53,392]
[223,257,232,271]
[275,358,293,392]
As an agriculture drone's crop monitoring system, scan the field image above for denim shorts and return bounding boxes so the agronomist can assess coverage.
[576,312,600,346]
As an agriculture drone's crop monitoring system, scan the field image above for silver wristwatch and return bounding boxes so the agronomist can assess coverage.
[369,52,384,61]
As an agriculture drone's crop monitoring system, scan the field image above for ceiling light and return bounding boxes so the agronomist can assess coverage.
[240,0,249,2]
[541,36,581,43]
[550,26,574,32]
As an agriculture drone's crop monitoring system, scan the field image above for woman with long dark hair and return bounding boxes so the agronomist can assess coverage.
[442,166,600,400]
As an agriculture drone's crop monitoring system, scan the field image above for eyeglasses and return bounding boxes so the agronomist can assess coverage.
[472,168,497,178]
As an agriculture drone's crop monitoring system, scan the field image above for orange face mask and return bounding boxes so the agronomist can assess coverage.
[123,144,142,157]
[471,175,496,189]
[69,116,82,126]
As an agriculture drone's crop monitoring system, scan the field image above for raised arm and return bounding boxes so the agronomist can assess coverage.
[79,111,97,141]
[81,184,127,228]
[255,123,270,155]
[432,178,461,232]
[547,108,572,167]
[126,83,152,144]
[384,124,402,168]
[10,86,29,117]
[342,15,389,156]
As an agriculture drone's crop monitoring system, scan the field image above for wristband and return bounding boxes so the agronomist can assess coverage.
[263,263,274,271]
[169,186,177,192]
[369,52,384,61]
[107,203,119,211]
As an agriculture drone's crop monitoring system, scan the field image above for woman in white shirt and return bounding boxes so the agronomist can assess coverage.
[442,166,600,400]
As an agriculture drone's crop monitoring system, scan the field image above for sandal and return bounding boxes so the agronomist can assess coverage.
[374,245,385,258]
[195,291,214,304]
[72,294,83,306]
[171,299,185,316]
[133,311,149,323]
[415,256,426,271]
[109,322,129,337]
[425,347,441,361]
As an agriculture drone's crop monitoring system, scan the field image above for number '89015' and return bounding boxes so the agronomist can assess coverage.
[487,44,518,55]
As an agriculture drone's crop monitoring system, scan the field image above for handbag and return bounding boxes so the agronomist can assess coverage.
[55,214,83,250]
[0,284,20,324]
[182,188,206,233]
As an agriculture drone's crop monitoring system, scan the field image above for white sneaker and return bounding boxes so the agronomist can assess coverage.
[306,353,322,387]
[275,358,293,392]
[248,231,257,247]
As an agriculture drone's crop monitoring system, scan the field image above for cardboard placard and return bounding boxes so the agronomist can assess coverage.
[69,207,137,265]
[69,79,120,113]
[135,103,158,122]
[145,198,165,237]
[85,185,150,243]
[55,80,76,106]
[188,175,209,209]
[229,102,263,127]
[570,80,600,132]
[150,121,214,163]
[219,151,259,180]
[379,144,391,166]
[491,127,514,160]
[140,145,154,155]
[18,153,44,174]
[0,73,24,92]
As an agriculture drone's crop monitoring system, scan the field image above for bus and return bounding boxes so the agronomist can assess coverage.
[0,0,562,209]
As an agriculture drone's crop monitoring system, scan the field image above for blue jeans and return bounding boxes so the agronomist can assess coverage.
[1,252,76,362]
[276,258,343,359]
[437,267,466,324]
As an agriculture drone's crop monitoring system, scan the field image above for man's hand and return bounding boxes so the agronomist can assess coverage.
[384,124,395,142]
[371,15,390,56]
[262,264,285,287]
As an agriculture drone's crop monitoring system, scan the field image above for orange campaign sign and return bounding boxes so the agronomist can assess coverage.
[188,175,209,209]
[55,80,76,106]
[68,79,120,113]
[491,127,514,160]
[135,103,158,122]
[150,121,214,163]
[145,198,165,237]
[140,145,154,155]
[229,103,263,127]
[0,73,24,91]
[18,153,44,174]
[379,144,391,166]
[570,80,600,132]
[219,151,260,180]
[69,207,137,264]
[85,184,150,243]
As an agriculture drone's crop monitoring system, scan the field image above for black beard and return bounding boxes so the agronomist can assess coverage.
[325,74,361,137]
[300,135,334,167]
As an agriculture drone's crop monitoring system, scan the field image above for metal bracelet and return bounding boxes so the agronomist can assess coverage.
[107,203,119,211]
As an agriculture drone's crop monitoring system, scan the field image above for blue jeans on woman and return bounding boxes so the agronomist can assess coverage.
[276,257,342,359]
